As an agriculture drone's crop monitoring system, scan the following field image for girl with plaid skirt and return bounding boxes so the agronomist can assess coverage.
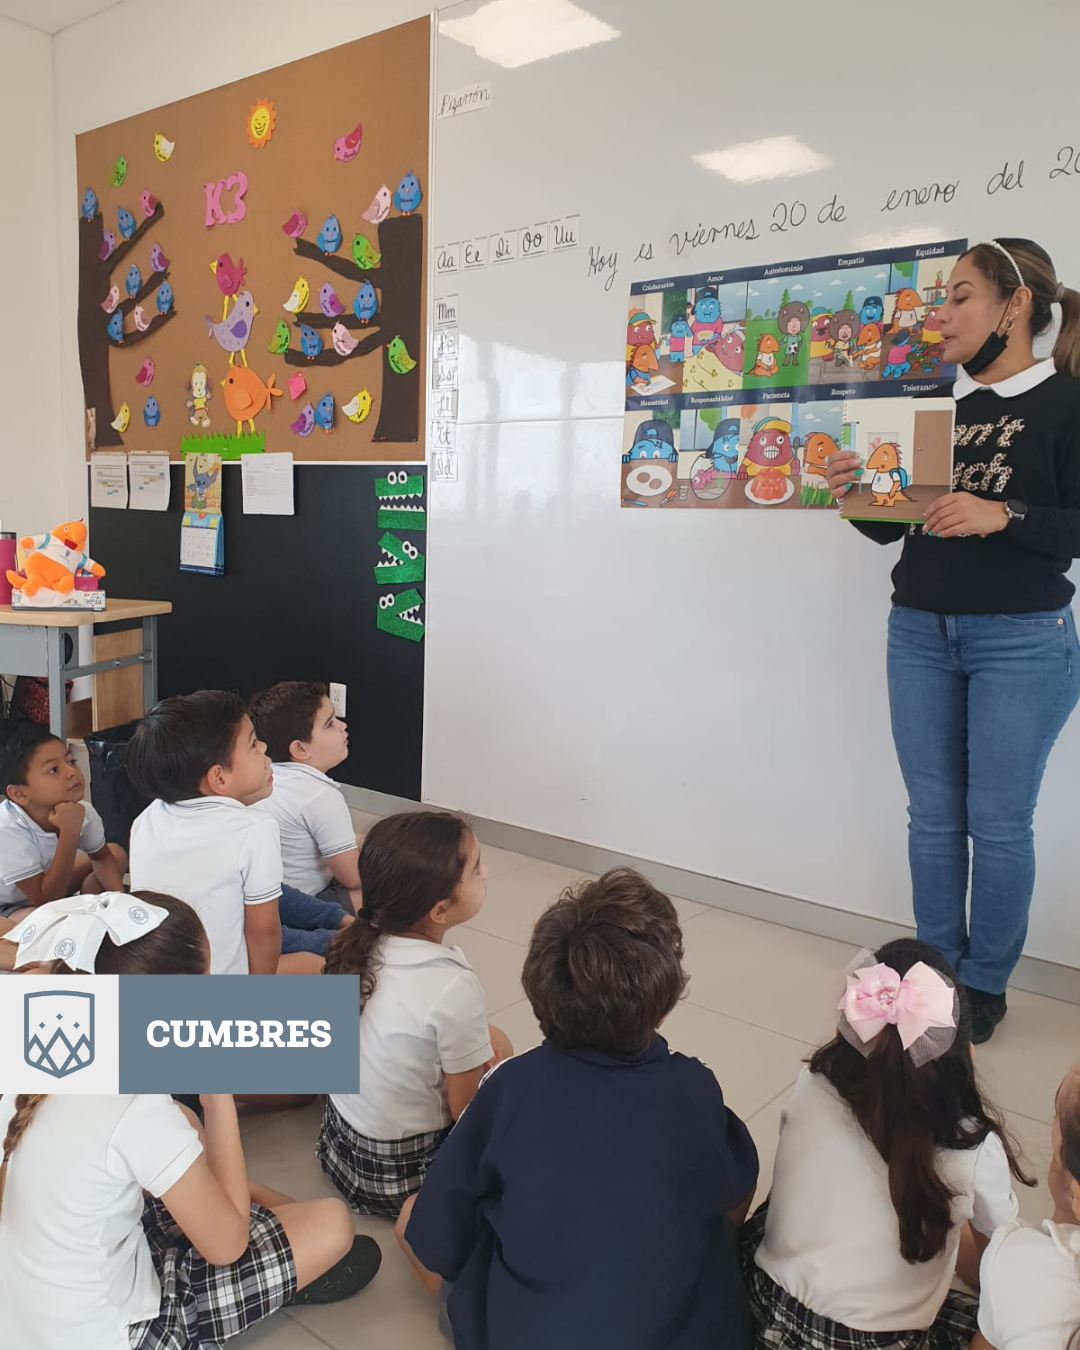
[319,812,511,1217]
[742,938,1033,1350]
[0,1093,381,1350]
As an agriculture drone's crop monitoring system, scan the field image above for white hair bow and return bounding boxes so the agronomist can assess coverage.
[2,892,169,971]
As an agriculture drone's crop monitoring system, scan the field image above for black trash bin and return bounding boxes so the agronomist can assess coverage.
[85,720,150,852]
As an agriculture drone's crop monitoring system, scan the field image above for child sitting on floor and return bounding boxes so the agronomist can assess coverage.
[318,811,510,1216]
[399,868,760,1350]
[127,691,351,974]
[248,681,361,912]
[975,1061,1080,1350]
[743,937,1031,1350]
[0,722,126,938]
[0,1091,381,1350]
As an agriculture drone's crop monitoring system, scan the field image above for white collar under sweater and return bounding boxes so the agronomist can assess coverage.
[953,356,1056,400]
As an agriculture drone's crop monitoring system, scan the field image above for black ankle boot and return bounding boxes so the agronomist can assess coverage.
[966,988,1007,1045]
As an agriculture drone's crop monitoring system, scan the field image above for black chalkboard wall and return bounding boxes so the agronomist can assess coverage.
[88,463,425,800]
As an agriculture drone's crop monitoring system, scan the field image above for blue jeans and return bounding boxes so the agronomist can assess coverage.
[887,604,1080,994]
[279,884,348,956]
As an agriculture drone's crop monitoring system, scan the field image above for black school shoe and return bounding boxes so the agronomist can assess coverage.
[966,988,1008,1045]
[287,1235,383,1305]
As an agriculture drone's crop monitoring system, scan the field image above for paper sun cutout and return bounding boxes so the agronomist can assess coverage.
[247,99,276,149]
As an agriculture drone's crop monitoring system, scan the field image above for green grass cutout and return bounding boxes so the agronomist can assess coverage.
[181,430,264,461]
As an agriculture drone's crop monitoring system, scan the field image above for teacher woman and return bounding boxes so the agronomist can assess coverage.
[826,238,1080,1043]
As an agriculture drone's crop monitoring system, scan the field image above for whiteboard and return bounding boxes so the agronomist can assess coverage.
[425,0,1080,968]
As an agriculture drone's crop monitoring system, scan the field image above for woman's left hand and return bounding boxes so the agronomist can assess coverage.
[923,492,1009,539]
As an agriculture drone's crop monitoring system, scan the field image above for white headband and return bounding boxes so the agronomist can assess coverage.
[979,239,1026,290]
[2,893,169,971]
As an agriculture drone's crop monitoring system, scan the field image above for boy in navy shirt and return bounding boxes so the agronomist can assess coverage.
[399,868,758,1350]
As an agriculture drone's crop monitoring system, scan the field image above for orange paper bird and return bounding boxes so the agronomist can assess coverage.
[221,365,281,434]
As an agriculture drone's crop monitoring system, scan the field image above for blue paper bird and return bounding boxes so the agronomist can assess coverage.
[314,393,334,433]
[107,311,124,343]
[299,324,324,360]
[156,281,174,315]
[353,280,378,323]
[143,397,160,428]
[316,214,342,255]
[125,264,142,299]
[393,172,422,215]
[117,207,136,241]
[80,187,98,221]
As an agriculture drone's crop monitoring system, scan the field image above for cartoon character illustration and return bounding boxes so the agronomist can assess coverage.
[777,300,810,367]
[910,307,944,374]
[393,171,423,215]
[626,310,657,363]
[622,460,678,508]
[317,214,343,255]
[623,419,678,463]
[665,314,692,365]
[739,416,798,479]
[882,329,913,379]
[185,361,213,427]
[854,322,882,371]
[206,290,257,366]
[220,365,281,434]
[708,418,741,477]
[828,310,859,368]
[888,287,922,334]
[626,343,658,393]
[866,440,912,506]
[353,280,379,324]
[690,287,722,354]
[751,333,780,377]
[810,312,833,361]
[717,325,745,374]
[143,397,161,428]
[6,520,105,598]
[188,457,219,513]
[800,431,841,478]
[860,295,885,324]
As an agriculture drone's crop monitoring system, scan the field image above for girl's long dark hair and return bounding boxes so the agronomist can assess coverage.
[810,938,1032,1264]
[1060,1081,1080,1350]
[323,811,472,1012]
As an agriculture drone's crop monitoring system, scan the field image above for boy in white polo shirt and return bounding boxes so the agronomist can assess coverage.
[127,691,346,975]
[248,681,361,911]
[0,721,126,933]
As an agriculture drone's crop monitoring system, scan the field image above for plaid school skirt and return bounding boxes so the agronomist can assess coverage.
[317,1096,451,1218]
[740,1203,979,1350]
[129,1195,296,1349]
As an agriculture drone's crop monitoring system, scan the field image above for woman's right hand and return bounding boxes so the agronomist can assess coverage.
[824,451,863,500]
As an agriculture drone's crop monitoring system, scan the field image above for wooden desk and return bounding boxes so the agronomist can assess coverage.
[0,598,172,737]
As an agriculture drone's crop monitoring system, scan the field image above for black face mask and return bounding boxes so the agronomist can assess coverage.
[962,300,1014,377]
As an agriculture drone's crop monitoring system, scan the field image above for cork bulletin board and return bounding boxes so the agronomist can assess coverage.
[76,16,429,463]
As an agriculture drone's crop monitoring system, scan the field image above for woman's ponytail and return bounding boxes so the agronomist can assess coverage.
[1054,285,1080,379]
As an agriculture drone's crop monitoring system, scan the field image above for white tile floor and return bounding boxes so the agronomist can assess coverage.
[232,810,1080,1349]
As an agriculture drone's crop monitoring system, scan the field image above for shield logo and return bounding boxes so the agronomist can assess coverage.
[24,990,95,1078]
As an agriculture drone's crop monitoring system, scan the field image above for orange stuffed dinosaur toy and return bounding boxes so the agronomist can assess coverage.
[6,520,106,598]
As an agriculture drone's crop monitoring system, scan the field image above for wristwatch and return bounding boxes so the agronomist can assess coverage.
[1004,500,1028,525]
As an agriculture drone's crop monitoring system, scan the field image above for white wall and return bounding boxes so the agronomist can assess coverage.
[48,0,434,528]
[0,17,65,531]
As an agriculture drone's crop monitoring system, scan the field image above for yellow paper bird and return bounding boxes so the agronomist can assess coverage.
[342,390,373,423]
[153,133,175,162]
[283,277,310,314]
[110,402,130,433]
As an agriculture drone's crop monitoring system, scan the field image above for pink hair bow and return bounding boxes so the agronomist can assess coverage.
[840,961,956,1052]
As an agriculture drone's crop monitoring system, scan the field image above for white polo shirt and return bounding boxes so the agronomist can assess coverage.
[252,761,356,894]
[979,1219,1080,1350]
[755,1067,1018,1332]
[129,797,281,974]
[0,797,106,916]
[0,1094,202,1350]
[332,935,493,1139]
